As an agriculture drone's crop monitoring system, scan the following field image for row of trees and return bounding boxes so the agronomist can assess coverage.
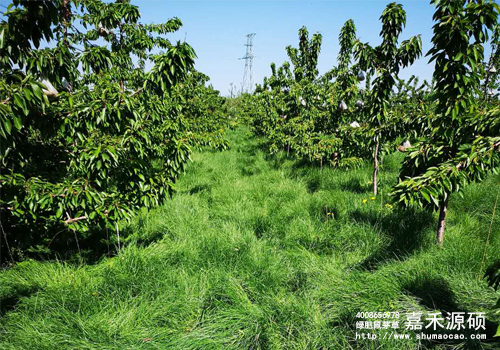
[245,1,500,331]
[0,0,229,260]
[393,0,500,245]
[249,0,500,247]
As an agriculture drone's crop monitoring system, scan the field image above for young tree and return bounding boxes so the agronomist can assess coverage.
[253,27,326,156]
[391,0,500,246]
[354,2,422,196]
[286,26,322,84]
[0,0,225,259]
[335,19,359,113]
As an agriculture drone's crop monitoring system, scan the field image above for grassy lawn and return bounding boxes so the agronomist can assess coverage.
[1,128,499,349]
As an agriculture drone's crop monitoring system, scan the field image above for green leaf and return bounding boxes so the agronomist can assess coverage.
[2,117,12,135]
[421,190,431,203]
[13,94,28,115]
[429,194,439,208]
[101,108,106,123]
[12,115,22,130]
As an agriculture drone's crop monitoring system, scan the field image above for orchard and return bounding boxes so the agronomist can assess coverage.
[0,1,499,348]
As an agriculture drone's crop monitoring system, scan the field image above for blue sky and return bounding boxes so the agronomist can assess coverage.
[1,0,493,95]
[135,0,439,95]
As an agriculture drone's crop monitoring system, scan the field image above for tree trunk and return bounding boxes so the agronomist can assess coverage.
[436,197,449,247]
[119,23,124,93]
[482,53,498,102]
[116,222,121,253]
[0,221,14,263]
[483,71,491,102]
[372,140,379,196]
[62,0,69,45]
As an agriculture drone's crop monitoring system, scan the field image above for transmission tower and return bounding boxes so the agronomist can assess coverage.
[239,33,256,94]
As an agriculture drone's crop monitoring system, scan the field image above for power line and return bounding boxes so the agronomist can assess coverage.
[239,33,256,94]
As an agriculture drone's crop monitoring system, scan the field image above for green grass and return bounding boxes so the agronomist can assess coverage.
[1,128,499,349]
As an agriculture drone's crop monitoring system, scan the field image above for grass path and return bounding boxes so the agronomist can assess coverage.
[1,128,499,349]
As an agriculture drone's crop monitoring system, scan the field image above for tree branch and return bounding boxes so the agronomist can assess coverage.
[64,216,88,224]
[128,87,144,97]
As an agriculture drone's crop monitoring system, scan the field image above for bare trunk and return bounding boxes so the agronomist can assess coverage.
[62,0,69,45]
[483,73,491,102]
[0,221,14,263]
[119,23,124,92]
[436,198,449,247]
[62,0,75,95]
[287,143,290,157]
[116,222,121,253]
[373,140,379,196]
[73,229,81,257]
[106,228,110,257]
[483,54,496,102]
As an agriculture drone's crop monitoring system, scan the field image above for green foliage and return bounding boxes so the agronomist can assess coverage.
[0,0,228,259]
[354,2,422,195]
[390,0,500,248]
[0,128,499,348]
[333,19,360,113]
[249,20,371,169]
[238,0,499,248]
[247,3,426,180]
[176,72,230,150]
[485,260,500,291]
[225,93,260,128]
[285,26,322,83]
[392,0,500,218]
[482,23,500,101]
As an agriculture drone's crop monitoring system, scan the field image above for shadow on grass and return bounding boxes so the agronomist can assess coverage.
[402,276,500,347]
[351,208,434,270]
[0,288,37,317]
[235,136,267,157]
[305,176,321,193]
[339,178,371,194]
[239,155,263,177]
[267,153,373,195]
[188,184,212,195]
[0,296,21,316]
[263,150,292,171]
[253,215,272,239]
[0,218,118,266]
[404,276,460,313]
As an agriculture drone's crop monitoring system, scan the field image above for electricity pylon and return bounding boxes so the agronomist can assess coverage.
[239,33,256,94]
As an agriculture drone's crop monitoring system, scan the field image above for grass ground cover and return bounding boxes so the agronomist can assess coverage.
[1,128,499,349]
